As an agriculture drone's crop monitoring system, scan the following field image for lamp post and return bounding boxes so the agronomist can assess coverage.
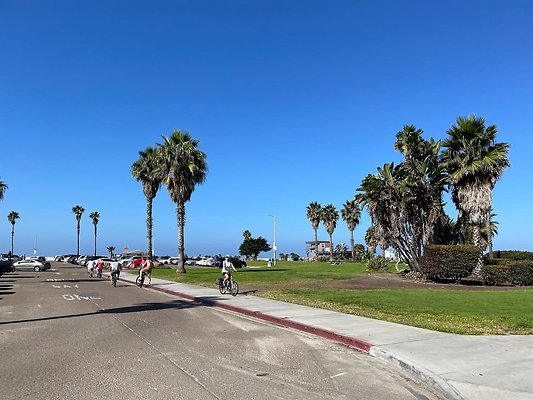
[266,213,276,266]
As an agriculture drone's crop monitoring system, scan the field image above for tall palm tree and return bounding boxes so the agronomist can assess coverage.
[72,205,85,256]
[107,246,116,258]
[89,211,100,256]
[441,115,510,274]
[7,211,20,258]
[306,202,322,260]
[321,204,339,261]
[0,178,7,201]
[159,129,207,273]
[341,199,361,261]
[131,146,164,258]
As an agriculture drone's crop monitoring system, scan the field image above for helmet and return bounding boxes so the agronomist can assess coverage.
[225,255,230,258]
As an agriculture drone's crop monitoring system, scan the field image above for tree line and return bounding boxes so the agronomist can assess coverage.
[308,115,510,275]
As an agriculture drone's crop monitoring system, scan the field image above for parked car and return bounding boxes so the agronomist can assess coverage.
[0,258,13,276]
[13,259,51,272]
[196,257,218,267]
[157,256,172,264]
[213,256,247,268]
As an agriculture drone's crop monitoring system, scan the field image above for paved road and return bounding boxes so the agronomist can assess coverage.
[0,263,438,399]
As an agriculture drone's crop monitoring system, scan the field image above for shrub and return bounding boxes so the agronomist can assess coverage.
[367,256,389,271]
[480,265,510,286]
[317,256,329,262]
[481,261,533,286]
[493,250,533,261]
[419,245,480,283]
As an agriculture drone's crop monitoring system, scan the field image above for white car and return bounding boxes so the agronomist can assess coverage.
[13,259,51,272]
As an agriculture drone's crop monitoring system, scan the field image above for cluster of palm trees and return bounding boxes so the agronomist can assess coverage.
[355,115,509,274]
[0,179,21,258]
[131,129,207,273]
[306,200,361,261]
[71,205,102,257]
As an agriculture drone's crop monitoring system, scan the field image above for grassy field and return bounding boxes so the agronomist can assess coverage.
[151,260,533,335]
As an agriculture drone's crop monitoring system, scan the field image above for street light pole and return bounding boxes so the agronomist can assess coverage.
[266,213,276,266]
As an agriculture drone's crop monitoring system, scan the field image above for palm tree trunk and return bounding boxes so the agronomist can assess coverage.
[487,217,493,261]
[93,224,97,256]
[349,229,355,262]
[329,234,333,261]
[146,197,153,258]
[76,221,80,256]
[11,225,15,257]
[176,201,187,273]
[314,228,318,261]
[472,225,483,276]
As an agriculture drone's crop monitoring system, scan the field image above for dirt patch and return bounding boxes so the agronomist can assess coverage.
[321,273,525,291]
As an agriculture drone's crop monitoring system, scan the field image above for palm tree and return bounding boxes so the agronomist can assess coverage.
[441,115,510,274]
[481,210,499,260]
[306,202,322,260]
[7,211,20,258]
[107,246,116,258]
[131,146,164,259]
[341,199,361,261]
[72,205,85,256]
[159,129,207,273]
[321,204,339,261]
[89,212,100,256]
[0,179,7,201]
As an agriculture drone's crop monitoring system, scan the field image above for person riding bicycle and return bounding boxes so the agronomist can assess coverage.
[109,260,122,281]
[95,259,104,277]
[139,257,154,286]
[221,255,237,286]
[87,259,96,277]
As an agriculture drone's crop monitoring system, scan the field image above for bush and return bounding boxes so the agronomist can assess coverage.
[482,261,533,286]
[317,256,329,262]
[419,245,480,283]
[493,250,533,261]
[367,256,389,271]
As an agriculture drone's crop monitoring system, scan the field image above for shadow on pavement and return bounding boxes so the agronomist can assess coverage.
[0,299,205,326]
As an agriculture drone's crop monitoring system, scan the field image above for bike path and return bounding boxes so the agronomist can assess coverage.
[115,271,533,400]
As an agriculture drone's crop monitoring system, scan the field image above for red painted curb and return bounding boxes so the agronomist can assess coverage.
[149,284,373,354]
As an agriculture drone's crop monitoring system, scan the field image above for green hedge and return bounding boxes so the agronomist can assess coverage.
[493,250,533,260]
[481,261,533,286]
[419,245,480,282]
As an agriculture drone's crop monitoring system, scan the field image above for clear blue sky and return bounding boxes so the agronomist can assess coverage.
[1,0,532,257]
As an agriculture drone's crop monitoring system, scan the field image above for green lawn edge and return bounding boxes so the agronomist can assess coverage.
[150,261,533,335]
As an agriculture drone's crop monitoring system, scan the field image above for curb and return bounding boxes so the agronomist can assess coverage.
[116,273,463,400]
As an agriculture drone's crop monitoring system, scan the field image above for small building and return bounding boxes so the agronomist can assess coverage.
[305,240,331,260]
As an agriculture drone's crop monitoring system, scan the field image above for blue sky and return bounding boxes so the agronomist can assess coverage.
[1,0,532,257]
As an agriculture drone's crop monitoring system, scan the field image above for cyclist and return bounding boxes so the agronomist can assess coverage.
[95,259,104,278]
[139,257,154,286]
[221,255,237,287]
[87,259,96,277]
[109,260,122,282]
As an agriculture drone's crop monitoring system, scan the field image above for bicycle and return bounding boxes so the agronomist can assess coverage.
[216,275,239,296]
[111,270,119,287]
[136,269,151,288]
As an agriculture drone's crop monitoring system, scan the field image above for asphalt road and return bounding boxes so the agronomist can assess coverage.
[0,262,439,400]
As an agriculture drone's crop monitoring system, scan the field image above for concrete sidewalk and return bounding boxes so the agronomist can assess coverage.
[116,271,533,400]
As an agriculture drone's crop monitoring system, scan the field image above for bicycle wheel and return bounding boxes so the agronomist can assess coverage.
[218,282,225,294]
[230,280,239,296]
[136,275,144,288]
[112,275,117,287]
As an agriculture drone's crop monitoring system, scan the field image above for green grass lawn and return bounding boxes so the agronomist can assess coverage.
[151,261,533,335]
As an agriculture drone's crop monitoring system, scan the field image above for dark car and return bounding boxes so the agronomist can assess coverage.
[213,257,246,268]
[0,258,13,276]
